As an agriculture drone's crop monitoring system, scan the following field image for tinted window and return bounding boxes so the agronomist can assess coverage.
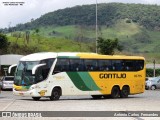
[54,59,70,73]
[98,59,144,71]
[134,60,144,71]
[40,58,54,68]
[53,58,144,73]
[111,60,124,71]
[124,60,134,71]
[38,58,54,80]
[70,59,84,71]
[98,60,112,71]
[84,59,98,71]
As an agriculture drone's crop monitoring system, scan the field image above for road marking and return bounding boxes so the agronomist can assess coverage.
[2,99,16,111]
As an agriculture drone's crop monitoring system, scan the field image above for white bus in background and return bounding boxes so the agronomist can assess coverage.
[9,52,145,101]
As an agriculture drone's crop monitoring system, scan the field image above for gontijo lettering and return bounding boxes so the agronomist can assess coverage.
[99,73,126,79]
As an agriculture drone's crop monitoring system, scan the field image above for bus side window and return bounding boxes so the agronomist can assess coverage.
[84,59,98,71]
[39,58,54,80]
[111,60,122,71]
[53,59,70,74]
[135,60,144,71]
[98,60,111,71]
[70,59,84,71]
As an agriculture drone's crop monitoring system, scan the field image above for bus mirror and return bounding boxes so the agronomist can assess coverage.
[32,63,46,75]
[8,64,17,74]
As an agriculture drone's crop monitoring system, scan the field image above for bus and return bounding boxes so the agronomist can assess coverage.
[9,52,145,101]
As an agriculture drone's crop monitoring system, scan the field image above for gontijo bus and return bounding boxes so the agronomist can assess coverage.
[9,52,145,101]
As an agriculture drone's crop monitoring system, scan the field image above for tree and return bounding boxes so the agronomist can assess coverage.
[35,28,39,33]
[34,28,41,44]
[25,31,30,44]
[97,37,122,55]
[0,33,9,54]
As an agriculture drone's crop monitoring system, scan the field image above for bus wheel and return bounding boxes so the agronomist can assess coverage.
[120,86,130,98]
[91,95,102,99]
[32,97,41,101]
[50,88,61,101]
[111,86,120,98]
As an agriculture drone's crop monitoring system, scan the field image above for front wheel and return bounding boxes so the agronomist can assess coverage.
[50,88,61,101]
[32,97,41,101]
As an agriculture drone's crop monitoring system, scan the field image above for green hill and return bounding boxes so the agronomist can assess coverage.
[10,3,160,30]
[1,3,160,62]
[25,19,160,53]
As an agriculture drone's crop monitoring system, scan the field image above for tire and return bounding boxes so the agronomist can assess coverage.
[145,87,149,90]
[1,85,5,91]
[120,86,130,98]
[32,97,41,101]
[1,84,4,90]
[50,88,61,101]
[111,86,120,99]
[151,85,156,90]
[91,95,102,99]
[0,86,1,93]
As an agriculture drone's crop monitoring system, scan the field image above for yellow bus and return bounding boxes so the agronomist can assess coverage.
[9,52,145,101]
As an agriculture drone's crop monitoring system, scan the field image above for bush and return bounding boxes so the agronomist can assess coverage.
[126,19,131,23]
[146,68,160,77]
[0,33,9,54]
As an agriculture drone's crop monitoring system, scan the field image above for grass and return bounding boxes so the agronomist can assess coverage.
[7,19,160,63]
[7,35,92,55]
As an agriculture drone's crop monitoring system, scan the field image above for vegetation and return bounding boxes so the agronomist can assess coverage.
[0,3,160,63]
[146,69,160,77]
[0,33,9,54]
[6,33,92,55]
[97,37,122,55]
[6,3,160,31]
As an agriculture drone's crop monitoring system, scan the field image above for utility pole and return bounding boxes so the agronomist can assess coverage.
[153,59,155,77]
[96,0,98,53]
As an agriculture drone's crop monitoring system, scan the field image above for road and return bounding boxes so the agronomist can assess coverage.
[0,90,160,120]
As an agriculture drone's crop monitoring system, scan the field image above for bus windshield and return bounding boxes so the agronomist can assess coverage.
[14,58,55,86]
[14,61,40,86]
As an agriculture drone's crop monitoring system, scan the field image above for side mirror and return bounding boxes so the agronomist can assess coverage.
[8,64,17,74]
[32,63,46,75]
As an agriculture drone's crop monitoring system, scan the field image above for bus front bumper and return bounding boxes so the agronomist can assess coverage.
[13,89,40,97]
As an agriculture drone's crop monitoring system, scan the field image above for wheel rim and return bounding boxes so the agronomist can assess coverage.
[112,88,119,98]
[123,89,129,96]
[54,91,59,98]
[151,86,156,90]
[114,89,119,97]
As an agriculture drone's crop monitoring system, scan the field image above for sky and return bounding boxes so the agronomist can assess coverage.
[0,0,160,28]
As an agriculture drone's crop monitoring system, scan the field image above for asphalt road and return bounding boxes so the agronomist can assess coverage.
[0,90,160,120]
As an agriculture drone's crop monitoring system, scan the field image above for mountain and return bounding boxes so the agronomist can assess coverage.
[11,3,160,31]
[2,3,160,62]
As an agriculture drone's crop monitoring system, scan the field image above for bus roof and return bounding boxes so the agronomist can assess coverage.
[20,52,145,61]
